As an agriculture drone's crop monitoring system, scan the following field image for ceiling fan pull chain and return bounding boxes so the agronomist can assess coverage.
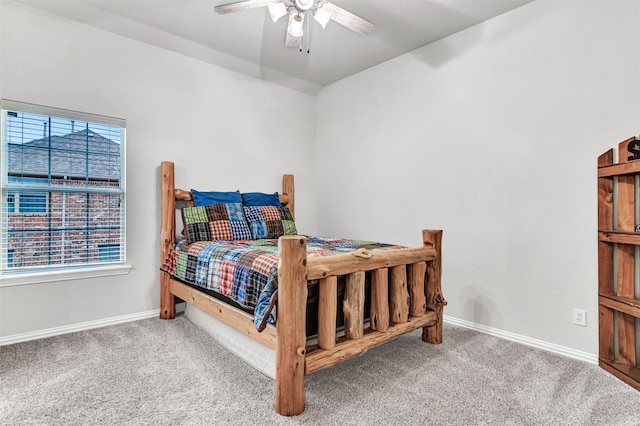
[299,14,303,53]
[306,9,310,54]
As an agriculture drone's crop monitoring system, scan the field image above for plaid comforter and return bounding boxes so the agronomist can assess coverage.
[161,236,405,330]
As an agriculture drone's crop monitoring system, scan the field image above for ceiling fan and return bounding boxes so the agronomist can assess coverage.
[214,0,374,51]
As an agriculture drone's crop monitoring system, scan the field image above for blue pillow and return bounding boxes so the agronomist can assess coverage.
[191,189,242,207]
[241,192,281,207]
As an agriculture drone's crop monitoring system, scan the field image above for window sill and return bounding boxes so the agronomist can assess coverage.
[0,264,132,287]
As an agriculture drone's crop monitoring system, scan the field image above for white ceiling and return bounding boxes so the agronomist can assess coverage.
[15,0,535,94]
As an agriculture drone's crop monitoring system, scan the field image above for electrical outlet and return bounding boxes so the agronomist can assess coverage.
[573,308,587,327]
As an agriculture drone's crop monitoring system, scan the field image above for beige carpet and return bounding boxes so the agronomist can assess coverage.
[2,315,640,425]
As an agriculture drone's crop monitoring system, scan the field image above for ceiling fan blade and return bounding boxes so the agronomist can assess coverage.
[214,0,273,14]
[324,1,374,35]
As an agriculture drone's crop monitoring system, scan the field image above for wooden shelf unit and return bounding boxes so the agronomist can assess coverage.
[598,137,640,391]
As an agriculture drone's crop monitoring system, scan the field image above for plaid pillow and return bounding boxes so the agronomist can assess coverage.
[243,205,297,239]
[182,203,252,243]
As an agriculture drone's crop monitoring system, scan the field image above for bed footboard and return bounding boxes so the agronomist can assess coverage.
[275,231,445,416]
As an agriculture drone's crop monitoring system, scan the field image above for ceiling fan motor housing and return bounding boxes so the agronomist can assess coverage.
[295,0,315,11]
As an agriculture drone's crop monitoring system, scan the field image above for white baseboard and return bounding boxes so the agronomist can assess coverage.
[0,309,599,366]
[0,309,160,346]
[444,315,598,365]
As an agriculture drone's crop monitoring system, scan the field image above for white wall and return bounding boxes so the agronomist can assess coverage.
[0,1,317,338]
[316,0,640,355]
[3,0,639,358]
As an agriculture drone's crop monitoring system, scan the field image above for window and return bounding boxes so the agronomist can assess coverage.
[17,193,47,213]
[7,177,48,213]
[1,100,126,276]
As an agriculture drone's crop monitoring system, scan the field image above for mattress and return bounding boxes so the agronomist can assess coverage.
[162,236,406,330]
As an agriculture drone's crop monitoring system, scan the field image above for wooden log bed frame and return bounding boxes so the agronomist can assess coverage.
[159,161,446,416]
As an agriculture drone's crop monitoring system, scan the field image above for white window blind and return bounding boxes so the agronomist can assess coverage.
[0,100,126,275]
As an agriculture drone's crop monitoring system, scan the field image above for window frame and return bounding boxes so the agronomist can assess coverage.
[0,100,130,286]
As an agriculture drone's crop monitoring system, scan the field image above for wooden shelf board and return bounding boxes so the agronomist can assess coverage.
[599,294,640,319]
[598,161,640,177]
[599,359,640,391]
[598,231,640,245]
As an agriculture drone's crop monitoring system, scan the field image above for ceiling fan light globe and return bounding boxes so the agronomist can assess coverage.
[313,7,331,29]
[287,14,304,37]
[267,2,287,22]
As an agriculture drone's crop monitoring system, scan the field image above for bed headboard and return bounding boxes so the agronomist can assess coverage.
[160,161,295,261]
[172,178,294,216]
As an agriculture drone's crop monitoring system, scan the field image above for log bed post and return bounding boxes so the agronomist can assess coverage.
[160,161,176,320]
[275,236,308,416]
[422,229,446,344]
[282,174,295,219]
